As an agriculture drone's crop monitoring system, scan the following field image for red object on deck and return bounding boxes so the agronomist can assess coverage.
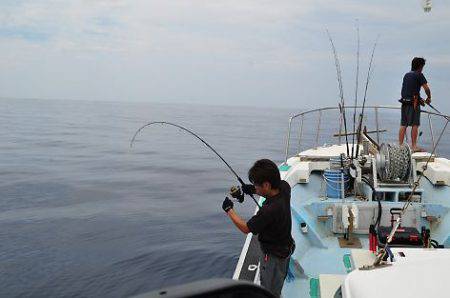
[369,233,378,253]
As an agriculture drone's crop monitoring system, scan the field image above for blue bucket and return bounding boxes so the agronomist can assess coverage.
[324,169,349,199]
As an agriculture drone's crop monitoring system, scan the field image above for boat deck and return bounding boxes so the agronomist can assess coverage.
[282,149,450,297]
[284,177,368,298]
[235,143,450,298]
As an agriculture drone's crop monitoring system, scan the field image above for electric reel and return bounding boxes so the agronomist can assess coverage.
[375,143,412,182]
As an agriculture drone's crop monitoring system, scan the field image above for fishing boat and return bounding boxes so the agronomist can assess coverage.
[233,105,450,297]
[137,105,449,298]
[133,22,449,298]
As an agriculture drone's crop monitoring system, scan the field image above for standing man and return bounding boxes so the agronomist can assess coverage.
[399,57,432,152]
[222,159,295,297]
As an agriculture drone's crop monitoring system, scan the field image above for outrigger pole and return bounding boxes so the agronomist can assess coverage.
[326,29,350,157]
[130,121,261,209]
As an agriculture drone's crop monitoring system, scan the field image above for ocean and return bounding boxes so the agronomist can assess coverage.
[1,98,448,297]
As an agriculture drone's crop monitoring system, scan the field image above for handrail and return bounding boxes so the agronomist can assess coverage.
[290,105,449,120]
[283,105,449,163]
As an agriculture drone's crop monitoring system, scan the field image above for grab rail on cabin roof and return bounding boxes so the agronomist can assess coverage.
[283,105,450,164]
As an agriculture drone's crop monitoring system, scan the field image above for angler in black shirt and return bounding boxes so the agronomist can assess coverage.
[399,57,432,152]
[222,159,294,297]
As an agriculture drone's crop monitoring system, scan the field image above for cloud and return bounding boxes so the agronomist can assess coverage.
[0,0,449,110]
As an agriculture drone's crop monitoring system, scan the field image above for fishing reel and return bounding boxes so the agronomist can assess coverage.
[230,186,245,203]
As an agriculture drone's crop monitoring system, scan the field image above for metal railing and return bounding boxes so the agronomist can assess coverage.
[284,105,449,163]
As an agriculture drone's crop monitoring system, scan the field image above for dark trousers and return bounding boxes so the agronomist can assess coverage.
[259,253,290,297]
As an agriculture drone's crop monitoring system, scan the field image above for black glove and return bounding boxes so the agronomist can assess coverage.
[242,184,256,195]
[222,197,233,213]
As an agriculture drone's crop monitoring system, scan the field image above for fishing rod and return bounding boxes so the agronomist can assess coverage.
[425,101,447,117]
[427,103,441,114]
[351,20,360,159]
[326,29,350,157]
[130,121,261,209]
[355,34,380,159]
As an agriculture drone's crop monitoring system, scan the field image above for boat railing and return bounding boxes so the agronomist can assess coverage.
[284,105,449,164]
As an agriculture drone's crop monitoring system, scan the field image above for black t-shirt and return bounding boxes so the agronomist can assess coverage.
[247,180,294,258]
[401,71,427,100]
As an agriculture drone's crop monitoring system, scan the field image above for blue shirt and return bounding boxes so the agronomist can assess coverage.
[401,71,427,99]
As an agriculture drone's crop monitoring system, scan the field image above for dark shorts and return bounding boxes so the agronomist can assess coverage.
[401,104,420,126]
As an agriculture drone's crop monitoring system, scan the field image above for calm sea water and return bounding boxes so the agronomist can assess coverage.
[1,98,448,297]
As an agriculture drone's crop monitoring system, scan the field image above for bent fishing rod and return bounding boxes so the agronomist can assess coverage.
[130,121,261,209]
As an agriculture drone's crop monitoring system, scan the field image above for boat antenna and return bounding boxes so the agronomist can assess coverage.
[326,29,350,157]
[374,117,449,267]
[130,121,261,208]
[351,20,360,159]
[355,34,380,159]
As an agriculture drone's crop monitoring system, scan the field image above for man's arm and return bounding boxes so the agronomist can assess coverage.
[422,83,431,103]
[227,209,250,234]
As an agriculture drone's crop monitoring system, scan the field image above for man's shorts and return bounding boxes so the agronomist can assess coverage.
[259,253,289,297]
[401,104,421,126]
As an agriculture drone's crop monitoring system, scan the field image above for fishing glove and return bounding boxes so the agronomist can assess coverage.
[242,184,256,195]
[222,197,233,213]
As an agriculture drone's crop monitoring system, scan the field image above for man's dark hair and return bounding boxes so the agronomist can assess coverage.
[411,57,426,71]
[248,159,281,189]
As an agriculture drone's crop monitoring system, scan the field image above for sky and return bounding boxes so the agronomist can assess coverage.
[0,0,449,110]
